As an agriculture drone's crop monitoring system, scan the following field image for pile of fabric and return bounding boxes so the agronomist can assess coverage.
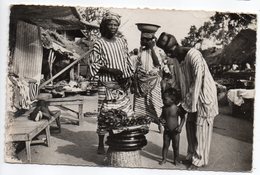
[8,75,37,110]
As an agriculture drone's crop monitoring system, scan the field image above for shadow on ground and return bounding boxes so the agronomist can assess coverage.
[213,113,253,143]
[53,128,105,166]
[141,140,188,169]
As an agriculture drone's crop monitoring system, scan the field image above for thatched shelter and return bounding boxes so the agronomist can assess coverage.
[219,29,256,65]
[9,5,98,84]
[205,29,256,66]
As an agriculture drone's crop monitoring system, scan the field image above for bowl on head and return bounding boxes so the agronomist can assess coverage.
[136,23,160,33]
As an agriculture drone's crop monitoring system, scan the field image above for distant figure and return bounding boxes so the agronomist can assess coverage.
[130,48,139,71]
[245,63,252,71]
[230,64,239,72]
[159,88,185,165]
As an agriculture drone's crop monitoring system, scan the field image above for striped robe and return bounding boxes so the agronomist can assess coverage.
[134,48,163,123]
[89,37,133,81]
[180,48,218,167]
[89,37,134,135]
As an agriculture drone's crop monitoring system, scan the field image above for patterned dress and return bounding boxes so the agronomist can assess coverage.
[180,48,219,167]
[133,47,163,123]
[89,37,134,135]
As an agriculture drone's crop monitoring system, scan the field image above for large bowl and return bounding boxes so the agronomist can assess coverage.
[136,23,160,33]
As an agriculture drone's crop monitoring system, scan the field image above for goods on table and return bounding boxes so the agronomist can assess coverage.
[41,80,98,97]
[98,109,152,130]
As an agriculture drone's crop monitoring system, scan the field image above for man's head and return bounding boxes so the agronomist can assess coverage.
[156,32,179,58]
[100,12,121,39]
[162,87,181,106]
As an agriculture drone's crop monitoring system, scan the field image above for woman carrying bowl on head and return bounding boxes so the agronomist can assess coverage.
[132,23,165,133]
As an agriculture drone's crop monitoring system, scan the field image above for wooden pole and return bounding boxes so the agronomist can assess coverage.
[39,49,92,89]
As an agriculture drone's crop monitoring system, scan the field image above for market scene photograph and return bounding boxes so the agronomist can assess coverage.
[4,5,256,172]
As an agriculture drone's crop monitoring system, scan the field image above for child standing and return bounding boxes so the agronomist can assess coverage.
[159,88,185,165]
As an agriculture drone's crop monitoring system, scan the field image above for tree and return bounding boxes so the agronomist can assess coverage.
[76,7,109,42]
[181,12,256,49]
[181,25,200,47]
[76,7,125,42]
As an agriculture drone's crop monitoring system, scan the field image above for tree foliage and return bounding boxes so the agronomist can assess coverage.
[76,7,109,41]
[181,12,256,48]
[77,7,124,41]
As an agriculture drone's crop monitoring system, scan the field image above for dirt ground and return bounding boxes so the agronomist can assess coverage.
[8,104,253,172]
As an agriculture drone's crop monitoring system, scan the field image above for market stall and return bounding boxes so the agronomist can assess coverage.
[6,5,99,161]
[227,89,255,120]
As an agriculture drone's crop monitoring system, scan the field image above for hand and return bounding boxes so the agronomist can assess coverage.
[110,68,123,80]
[147,40,156,49]
[178,105,187,116]
[148,69,158,76]
[175,126,182,133]
[159,117,166,126]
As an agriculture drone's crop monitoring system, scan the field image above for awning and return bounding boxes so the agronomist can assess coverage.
[10,5,99,30]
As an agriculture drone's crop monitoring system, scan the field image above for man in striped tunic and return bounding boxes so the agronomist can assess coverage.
[89,12,134,154]
[157,32,219,169]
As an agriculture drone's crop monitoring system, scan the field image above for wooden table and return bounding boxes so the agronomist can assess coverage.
[45,96,84,126]
[7,110,61,163]
[8,118,50,163]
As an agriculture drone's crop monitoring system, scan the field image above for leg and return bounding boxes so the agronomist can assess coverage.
[185,114,197,162]
[25,141,31,163]
[172,133,180,165]
[97,134,106,154]
[45,125,51,146]
[78,103,83,126]
[158,122,163,134]
[192,117,214,167]
[55,116,61,133]
[159,131,171,165]
[53,111,61,133]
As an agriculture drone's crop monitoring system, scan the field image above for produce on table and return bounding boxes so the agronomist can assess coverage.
[98,109,152,130]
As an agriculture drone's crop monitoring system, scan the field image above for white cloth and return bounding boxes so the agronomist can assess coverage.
[227,89,255,106]
[139,47,162,73]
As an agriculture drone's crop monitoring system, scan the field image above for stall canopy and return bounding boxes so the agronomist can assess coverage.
[205,29,256,66]
[10,5,99,30]
[9,5,97,87]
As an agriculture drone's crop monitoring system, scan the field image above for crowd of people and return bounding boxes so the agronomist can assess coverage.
[88,12,219,170]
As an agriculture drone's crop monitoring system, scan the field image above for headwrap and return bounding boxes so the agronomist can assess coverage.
[101,12,121,25]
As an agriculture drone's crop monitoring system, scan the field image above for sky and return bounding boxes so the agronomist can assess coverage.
[110,8,215,51]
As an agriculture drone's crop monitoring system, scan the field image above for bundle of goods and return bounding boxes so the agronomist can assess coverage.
[98,109,152,130]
